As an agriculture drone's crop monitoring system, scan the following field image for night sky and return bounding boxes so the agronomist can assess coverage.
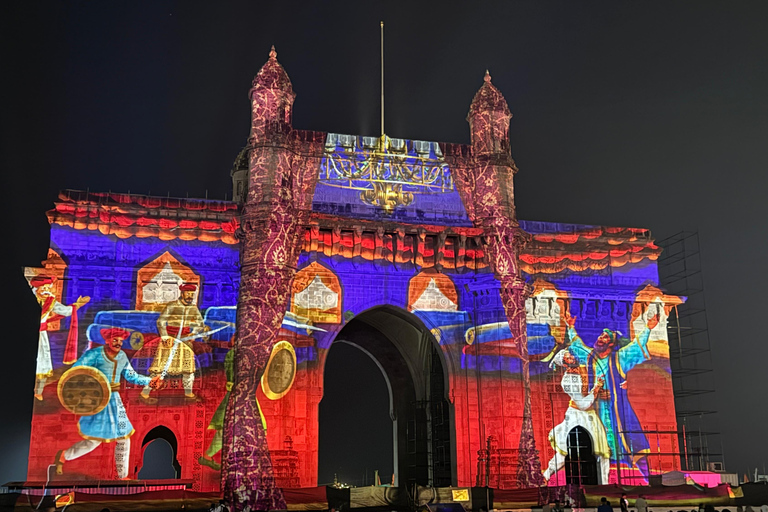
[2,1,768,485]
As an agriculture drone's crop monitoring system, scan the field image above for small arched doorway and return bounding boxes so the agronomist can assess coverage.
[564,426,598,485]
[138,426,181,479]
[318,306,456,488]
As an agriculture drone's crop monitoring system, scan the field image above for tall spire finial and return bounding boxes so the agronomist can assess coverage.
[269,45,277,60]
[484,69,491,83]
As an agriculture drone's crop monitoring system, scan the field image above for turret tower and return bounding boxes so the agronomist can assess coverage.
[222,47,323,512]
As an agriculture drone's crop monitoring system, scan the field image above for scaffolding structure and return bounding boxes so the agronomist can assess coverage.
[657,231,723,472]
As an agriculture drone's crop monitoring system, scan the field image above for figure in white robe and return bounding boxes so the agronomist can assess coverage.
[30,275,89,400]
[543,349,611,484]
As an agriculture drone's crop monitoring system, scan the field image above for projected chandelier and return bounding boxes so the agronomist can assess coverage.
[320,134,455,213]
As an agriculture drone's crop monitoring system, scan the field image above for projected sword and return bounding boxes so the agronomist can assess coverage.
[159,322,234,380]
[178,323,233,342]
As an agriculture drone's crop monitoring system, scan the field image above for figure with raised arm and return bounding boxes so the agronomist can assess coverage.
[30,275,90,400]
[543,347,612,484]
[564,310,659,478]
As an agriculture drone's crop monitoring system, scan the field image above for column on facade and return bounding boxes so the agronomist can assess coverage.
[487,229,543,488]
[453,69,544,488]
[222,47,321,511]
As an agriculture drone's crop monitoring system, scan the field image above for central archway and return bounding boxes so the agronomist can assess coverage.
[319,306,456,488]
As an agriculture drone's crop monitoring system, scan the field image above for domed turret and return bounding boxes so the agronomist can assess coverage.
[467,70,512,156]
[249,46,296,140]
[230,146,250,204]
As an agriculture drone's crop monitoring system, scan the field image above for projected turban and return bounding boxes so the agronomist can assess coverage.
[179,283,197,292]
[100,327,131,342]
[549,348,579,370]
[602,328,622,345]
[30,275,55,288]
[550,349,572,369]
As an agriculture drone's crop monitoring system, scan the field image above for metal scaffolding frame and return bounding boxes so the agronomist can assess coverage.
[657,231,723,472]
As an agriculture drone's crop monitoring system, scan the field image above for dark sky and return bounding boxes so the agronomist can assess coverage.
[2,1,768,485]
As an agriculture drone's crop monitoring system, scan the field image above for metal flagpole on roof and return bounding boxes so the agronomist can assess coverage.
[380,21,385,137]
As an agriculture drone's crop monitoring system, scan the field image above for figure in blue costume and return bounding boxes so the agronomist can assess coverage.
[564,311,659,479]
[55,328,160,479]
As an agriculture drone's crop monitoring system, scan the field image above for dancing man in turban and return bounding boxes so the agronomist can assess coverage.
[140,283,205,401]
[543,348,611,484]
[565,311,659,479]
[55,328,161,478]
[30,275,90,400]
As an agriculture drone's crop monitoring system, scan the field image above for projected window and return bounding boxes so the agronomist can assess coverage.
[136,251,200,311]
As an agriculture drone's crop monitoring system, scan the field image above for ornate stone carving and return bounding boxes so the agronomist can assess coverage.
[222,48,322,512]
[452,71,544,488]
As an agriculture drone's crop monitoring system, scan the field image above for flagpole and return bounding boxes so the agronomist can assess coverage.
[380,21,385,137]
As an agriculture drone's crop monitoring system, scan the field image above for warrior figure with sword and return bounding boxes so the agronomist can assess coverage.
[140,283,208,401]
[55,328,162,478]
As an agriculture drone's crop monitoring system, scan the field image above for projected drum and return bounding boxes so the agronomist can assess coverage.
[57,366,111,416]
[261,341,296,400]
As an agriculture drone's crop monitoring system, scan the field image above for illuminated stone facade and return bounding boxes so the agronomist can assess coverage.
[25,48,680,511]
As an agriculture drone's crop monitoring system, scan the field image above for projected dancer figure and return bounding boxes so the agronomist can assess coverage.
[30,275,90,400]
[199,347,234,470]
[565,311,659,478]
[55,328,161,478]
[140,283,206,401]
[543,348,611,484]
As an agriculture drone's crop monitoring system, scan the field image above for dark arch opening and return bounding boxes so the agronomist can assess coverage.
[138,426,181,479]
[319,342,393,487]
[565,426,598,485]
[318,306,456,488]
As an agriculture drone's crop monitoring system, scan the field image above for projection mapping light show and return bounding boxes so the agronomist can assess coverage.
[22,48,683,511]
